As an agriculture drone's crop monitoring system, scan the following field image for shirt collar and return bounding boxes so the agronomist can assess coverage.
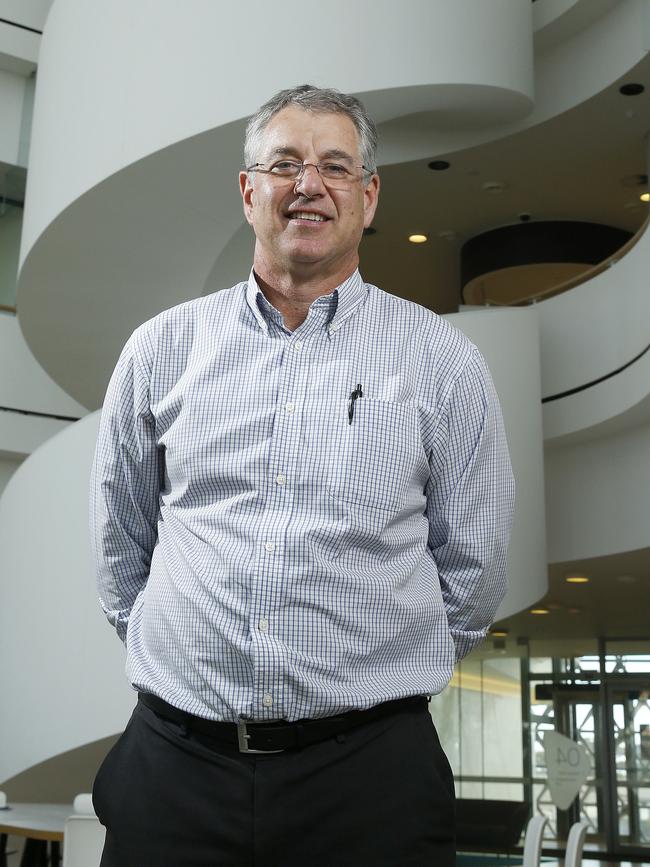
[245,269,367,337]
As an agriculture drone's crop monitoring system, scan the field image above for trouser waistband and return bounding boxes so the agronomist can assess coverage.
[139,692,428,753]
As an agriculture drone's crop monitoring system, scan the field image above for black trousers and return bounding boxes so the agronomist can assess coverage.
[93,697,456,867]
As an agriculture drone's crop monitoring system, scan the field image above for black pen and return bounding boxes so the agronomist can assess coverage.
[348,384,363,424]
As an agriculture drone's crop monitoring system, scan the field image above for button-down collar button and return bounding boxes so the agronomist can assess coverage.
[275,473,286,486]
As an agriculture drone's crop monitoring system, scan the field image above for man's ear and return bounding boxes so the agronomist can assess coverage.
[239,171,254,226]
[363,173,380,229]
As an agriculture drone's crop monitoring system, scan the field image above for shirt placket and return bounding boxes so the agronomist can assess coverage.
[248,307,327,720]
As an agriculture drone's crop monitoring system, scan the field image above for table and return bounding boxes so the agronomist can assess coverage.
[0,803,72,866]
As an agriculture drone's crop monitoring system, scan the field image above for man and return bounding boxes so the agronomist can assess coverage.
[90,84,514,867]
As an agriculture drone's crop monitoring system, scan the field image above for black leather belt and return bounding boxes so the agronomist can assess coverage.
[139,691,428,754]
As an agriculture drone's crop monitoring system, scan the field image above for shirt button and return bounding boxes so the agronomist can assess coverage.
[259,617,269,632]
[294,341,303,351]
[264,541,275,552]
[262,693,273,707]
[275,473,286,486]
[285,402,295,413]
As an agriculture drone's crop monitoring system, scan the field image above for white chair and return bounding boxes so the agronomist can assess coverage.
[62,793,106,867]
[522,814,548,867]
[72,794,95,815]
[564,820,589,867]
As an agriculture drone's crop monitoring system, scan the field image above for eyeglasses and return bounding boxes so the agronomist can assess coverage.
[246,159,374,188]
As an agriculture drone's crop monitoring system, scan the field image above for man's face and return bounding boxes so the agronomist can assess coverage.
[239,106,379,280]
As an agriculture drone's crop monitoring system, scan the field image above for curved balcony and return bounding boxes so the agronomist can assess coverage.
[16,0,540,409]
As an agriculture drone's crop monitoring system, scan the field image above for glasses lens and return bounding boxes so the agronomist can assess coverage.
[270,160,302,178]
[264,160,362,186]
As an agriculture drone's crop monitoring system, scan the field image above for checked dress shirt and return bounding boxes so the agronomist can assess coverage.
[90,268,514,723]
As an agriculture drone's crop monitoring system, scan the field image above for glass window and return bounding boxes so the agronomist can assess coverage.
[0,203,22,310]
[431,647,524,800]
[0,167,26,312]
[604,641,650,674]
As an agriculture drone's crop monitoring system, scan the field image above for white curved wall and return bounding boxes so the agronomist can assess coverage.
[539,233,649,400]
[540,134,650,442]
[0,316,85,417]
[0,315,86,455]
[448,308,547,619]
[543,344,650,445]
[0,0,53,33]
[545,422,650,563]
[380,0,647,163]
[22,0,533,259]
[0,413,135,785]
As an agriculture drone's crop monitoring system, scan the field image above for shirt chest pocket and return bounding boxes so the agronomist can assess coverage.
[327,398,425,512]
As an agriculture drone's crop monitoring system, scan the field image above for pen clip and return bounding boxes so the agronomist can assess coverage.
[348,383,363,424]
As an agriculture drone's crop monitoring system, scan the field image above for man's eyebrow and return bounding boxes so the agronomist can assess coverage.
[266,146,302,159]
[265,146,355,162]
[320,148,354,162]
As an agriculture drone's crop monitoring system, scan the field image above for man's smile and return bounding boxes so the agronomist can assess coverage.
[290,212,326,222]
[284,206,332,225]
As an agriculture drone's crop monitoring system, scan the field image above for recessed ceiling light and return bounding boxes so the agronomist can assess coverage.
[408,234,428,244]
[428,160,450,171]
[529,607,550,615]
[565,575,589,584]
[640,192,650,202]
[619,83,645,96]
[490,628,509,637]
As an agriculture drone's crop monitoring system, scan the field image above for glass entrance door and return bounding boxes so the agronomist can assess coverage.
[547,687,603,847]
[533,677,650,857]
[605,680,650,854]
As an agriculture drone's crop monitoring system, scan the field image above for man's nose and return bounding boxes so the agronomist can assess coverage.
[294,163,326,196]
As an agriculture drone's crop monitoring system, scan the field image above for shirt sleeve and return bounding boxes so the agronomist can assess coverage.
[89,331,162,643]
[424,347,515,662]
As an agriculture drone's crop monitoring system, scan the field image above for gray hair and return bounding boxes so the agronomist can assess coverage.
[244,84,378,175]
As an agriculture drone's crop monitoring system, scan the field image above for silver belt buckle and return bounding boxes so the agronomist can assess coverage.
[236,719,285,754]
